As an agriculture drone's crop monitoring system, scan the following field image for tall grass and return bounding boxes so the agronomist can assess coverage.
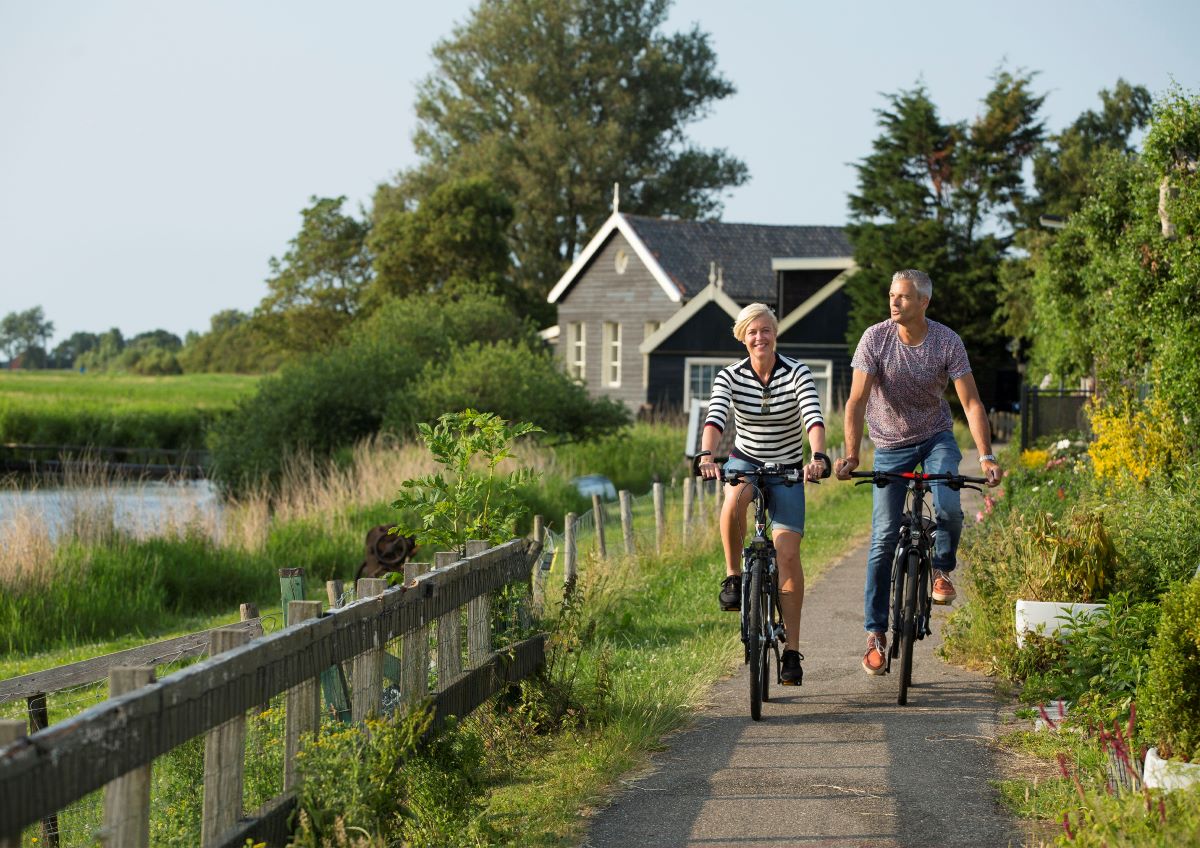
[0,425,686,656]
[0,370,257,449]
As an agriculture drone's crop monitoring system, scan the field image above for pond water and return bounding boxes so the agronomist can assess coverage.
[0,480,223,542]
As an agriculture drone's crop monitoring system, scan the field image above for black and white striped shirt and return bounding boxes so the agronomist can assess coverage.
[704,354,825,465]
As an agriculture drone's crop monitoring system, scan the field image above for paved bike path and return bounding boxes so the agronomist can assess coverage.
[582,490,1023,847]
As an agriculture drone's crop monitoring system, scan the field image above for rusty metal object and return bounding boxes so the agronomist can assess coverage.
[355,525,418,581]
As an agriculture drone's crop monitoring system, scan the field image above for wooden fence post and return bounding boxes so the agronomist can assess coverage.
[711,478,721,522]
[592,494,607,559]
[278,568,305,626]
[681,477,693,540]
[25,693,59,847]
[352,578,388,721]
[433,553,462,691]
[201,629,249,847]
[103,666,155,848]
[465,540,491,668]
[653,483,665,554]
[325,580,345,608]
[402,560,430,706]
[619,491,634,556]
[0,720,25,848]
[563,512,578,587]
[284,600,322,791]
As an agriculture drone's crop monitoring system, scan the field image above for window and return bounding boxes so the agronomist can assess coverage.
[806,359,833,412]
[684,357,734,408]
[642,321,660,389]
[602,322,621,387]
[567,322,586,381]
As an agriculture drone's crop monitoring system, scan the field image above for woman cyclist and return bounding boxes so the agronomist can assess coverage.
[699,303,829,685]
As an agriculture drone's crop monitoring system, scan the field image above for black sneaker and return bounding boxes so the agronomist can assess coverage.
[780,649,804,686]
[718,574,741,611]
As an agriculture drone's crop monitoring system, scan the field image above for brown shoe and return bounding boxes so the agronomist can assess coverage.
[932,570,956,605]
[862,633,886,675]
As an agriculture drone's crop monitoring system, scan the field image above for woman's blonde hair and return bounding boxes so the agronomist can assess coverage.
[733,303,778,341]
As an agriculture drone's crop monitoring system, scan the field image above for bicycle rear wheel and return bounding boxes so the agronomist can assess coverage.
[897,549,919,705]
[748,565,764,720]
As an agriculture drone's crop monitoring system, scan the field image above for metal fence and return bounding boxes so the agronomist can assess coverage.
[1019,386,1094,451]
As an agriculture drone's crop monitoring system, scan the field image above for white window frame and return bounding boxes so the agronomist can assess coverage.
[567,322,586,382]
[641,321,659,390]
[684,356,735,409]
[602,322,621,387]
[805,359,834,412]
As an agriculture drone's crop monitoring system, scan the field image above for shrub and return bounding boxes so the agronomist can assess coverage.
[1088,395,1188,486]
[1141,577,1200,762]
[208,291,533,494]
[398,340,630,441]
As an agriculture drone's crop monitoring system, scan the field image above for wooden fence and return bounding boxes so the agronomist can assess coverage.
[0,537,543,847]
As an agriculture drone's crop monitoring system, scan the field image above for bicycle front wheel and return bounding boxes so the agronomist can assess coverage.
[748,565,764,721]
[897,549,919,706]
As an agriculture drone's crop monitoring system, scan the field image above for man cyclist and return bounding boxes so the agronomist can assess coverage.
[699,303,829,686]
[834,270,1001,676]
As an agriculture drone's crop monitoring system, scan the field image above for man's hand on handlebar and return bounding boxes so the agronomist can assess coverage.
[834,454,858,481]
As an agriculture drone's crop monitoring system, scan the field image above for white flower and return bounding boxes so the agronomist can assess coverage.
[1055,438,1071,452]
[1032,486,1041,492]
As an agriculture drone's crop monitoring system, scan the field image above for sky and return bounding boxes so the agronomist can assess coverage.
[2,0,1197,347]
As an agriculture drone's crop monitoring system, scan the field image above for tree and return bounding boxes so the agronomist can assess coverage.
[398,0,747,312]
[51,331,100,368]
[256,196,372,355]
[997,80,1152,357]
[179,309,283,374]
[368,177,516,306]
[1028,86,1200,442]
[0,306,55,366]
[845,71,1046,402]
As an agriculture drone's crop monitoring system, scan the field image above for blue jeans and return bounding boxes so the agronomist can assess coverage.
[864,430,963,634]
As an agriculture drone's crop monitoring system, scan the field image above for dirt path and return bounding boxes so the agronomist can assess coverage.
[582,458,1028,848]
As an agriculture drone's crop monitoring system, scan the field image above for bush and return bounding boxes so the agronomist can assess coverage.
[1142,577,1200,762]
[208,291,533,494]
[398,340,629,441]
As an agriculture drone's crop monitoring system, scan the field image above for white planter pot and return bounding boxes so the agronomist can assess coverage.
[1014,600,1106,648]
[1144,746,1200,791]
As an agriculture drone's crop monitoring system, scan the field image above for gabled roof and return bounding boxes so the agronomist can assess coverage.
[547,213,684,304]
[620,214,852,301]
[638,282,741,354]
[547,212,852,304]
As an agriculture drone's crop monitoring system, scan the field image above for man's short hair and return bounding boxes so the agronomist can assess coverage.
[892,269,932,300]
[732,302,778,341]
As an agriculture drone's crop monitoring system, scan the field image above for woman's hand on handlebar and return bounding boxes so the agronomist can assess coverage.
[834,455,858,480]
[699,458,721,480]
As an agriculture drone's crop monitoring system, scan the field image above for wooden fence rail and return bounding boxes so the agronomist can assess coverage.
[0,538,543,847]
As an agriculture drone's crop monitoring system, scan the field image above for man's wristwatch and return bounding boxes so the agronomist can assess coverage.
[979,453,997,465]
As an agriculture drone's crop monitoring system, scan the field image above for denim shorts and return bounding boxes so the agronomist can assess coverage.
[723,457,806,535]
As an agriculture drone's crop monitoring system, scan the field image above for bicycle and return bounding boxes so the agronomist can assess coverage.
[695,451,826,720]
[849,469,985,705]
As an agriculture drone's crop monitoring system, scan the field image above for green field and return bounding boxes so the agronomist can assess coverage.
[0,370,260,450]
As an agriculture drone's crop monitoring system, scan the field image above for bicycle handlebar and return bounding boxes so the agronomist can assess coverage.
[724,464,802,486]
[848,469,986,491]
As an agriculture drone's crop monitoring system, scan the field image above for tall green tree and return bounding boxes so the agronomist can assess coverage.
[997,80,1152,354]
[0,306,54,366]
[397,0,748,313]
[368,177,515,306]
[845,71,1046,402]
[256,196,372,355]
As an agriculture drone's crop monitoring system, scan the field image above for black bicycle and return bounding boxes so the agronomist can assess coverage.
[849,469,985,705]
[694,452,810,720]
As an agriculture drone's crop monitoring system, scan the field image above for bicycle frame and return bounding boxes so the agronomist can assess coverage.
[851,469,984,705]
[725,464,799,720]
